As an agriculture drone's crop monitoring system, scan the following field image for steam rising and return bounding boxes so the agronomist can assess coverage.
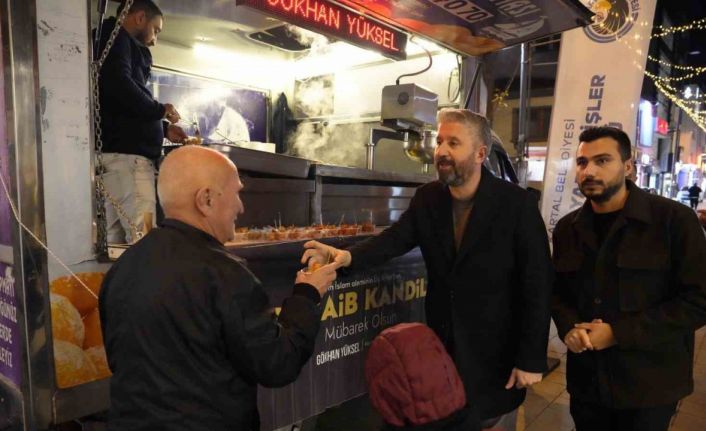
[294,78,332,118]
[285,26,368,168]
[285,24,329,55]
[289,121,367,167]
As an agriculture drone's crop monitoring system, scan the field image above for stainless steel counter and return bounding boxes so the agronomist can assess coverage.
[312,163,433,185]
[209,145,434,228]
[207,143,312,178]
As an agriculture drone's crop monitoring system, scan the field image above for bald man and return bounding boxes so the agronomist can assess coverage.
[99,146,339,431]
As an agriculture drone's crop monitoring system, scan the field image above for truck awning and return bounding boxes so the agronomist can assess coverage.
[336,0,593,56]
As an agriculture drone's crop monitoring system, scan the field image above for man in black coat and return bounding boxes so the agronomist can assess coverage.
[688,182,702,210]
[302,109,553,429]
[96,0,186,243]
[100,146,340,430]
[552,127,706,430]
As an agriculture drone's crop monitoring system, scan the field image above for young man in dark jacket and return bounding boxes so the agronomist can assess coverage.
[96,0,186,243]
[552,127,706,430]
[99,146,340,430]
[688,182,702,210]
[303,110,553,429]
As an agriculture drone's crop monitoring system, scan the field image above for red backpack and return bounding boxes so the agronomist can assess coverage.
[365,323,467,428]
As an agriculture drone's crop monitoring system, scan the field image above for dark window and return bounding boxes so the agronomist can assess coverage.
[511,106,552,143]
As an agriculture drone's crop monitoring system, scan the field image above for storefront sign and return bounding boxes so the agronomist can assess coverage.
[540,0,657,240]
[0,263,20,388]
[230,239,426,430]
[338,0,591,56]
[656,117,669,135]
[237,0,408,60]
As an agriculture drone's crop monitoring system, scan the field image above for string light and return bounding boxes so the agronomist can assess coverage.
[580,6,706,132]
[491,88,510,110]
[638,16,706,132]
[647,68,706,83]
[652,17,706,39]
[653,80,706,133]
[591,13,706,127]
[678,99,706,106]
[647,55,705,72]
[647,76,706,129]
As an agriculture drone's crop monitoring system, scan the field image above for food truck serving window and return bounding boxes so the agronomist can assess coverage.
[237,0,408,60]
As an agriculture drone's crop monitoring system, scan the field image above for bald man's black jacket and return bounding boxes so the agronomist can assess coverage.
[99,219,322,430]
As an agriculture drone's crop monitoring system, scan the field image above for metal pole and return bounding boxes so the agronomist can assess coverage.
[516,42,532,188]
[4,0,51,428]
[367,128,408,170]
[463,61,483,110]
[669,108,683,197]
[366,141,375,170]
[530,37,561,48]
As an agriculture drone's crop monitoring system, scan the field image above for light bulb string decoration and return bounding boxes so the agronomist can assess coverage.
[647,55,706,72]
[576,9,706,131]
[639,15,706,132]
[642,15,706,87]
[646,88,706,135]
[654,80,706,132]
[644,67,706,84]
[652,17,706,39]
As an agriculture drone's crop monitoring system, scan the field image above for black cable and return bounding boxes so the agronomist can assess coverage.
[93,0,109,58]
[395,38,433,85]
[447,54,462,103]
[456,55,462,99]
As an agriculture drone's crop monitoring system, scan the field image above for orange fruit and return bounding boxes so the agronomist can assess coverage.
[82,308,103,349]
[50,272,104,316]
[53,340,98,388]
[50,293,85,347]
[85,346,112,379]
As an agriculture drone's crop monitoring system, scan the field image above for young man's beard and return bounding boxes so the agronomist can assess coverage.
[580,174,625,203]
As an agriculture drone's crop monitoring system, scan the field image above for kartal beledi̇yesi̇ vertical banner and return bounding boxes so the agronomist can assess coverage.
[541,0,657,239]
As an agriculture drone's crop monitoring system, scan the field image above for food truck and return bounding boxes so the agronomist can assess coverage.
[0,0,591,428]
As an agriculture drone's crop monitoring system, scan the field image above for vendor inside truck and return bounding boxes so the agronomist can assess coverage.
[95,0,187,244]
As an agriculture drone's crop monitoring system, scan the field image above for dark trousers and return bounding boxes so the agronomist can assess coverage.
[570,399,677,431]
[691,197,699,209]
